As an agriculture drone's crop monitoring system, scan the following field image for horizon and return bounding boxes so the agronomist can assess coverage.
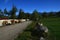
[0,0,60,13]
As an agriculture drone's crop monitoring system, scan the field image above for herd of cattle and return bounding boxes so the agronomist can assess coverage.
[0,19,29,26]
[0,19,48,40]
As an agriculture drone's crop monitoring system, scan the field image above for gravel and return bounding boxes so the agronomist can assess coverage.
[0,21,31,40]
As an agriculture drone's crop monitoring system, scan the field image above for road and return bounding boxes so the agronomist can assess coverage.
[0,21,31,40]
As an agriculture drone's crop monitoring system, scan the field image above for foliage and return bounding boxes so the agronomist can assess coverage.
[48,12,55,17]
[0,9,4,18]
[0,6,60,19]
[25,13,31,19]
[15,32,31,40]
[31,10,40,21]
[18,9,25,19]
[42,12,48,18]
[4,8,8,16]
[10,6,17,19]
[15,22,37,40]
[56,11,60,17]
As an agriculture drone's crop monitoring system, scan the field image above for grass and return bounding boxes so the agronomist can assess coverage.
[40,18,60,40]
[15,21,37,40]
[15,17,60,40]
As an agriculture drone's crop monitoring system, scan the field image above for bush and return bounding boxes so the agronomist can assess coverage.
[15,22,36,40]
[16,32,31,40]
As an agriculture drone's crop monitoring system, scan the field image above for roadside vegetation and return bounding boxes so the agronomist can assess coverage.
[15,17,60,40]
[15,21,37,40]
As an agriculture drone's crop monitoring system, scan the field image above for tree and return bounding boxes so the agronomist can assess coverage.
[4,8,11,18]
[4,8,8,16]
[48,12,55,17]
[18,9,25,19]
[38,12,42,19]
[56,11,60,17]
[31,10,39,21]
[42,12,48,18]
[25,13,31,19]
[0,9,4,18]
[10,6,17,19]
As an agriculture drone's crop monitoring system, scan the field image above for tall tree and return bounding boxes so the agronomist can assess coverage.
[0,9,4,18]
[10,6,17,19]
[4,8,8,16]
[31,10,39,21]
[4,8,11,18]
[18,9,25,19]
[42,12,48,18]
[25,13,31,19]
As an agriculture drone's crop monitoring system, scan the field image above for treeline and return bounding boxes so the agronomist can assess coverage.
[0,6,60,20]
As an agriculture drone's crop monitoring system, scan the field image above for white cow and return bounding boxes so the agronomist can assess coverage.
[0,20,4,26]
[0,20,7,26]
[0,19,12,26]
[20,19,26,22]
[6,19,12,25]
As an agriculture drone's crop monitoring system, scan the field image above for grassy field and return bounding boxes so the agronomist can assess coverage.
[40,17,60,40]
[15,18,60,40]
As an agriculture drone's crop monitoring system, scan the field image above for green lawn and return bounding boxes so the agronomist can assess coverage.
[15,18,60,40]
[40,18,60,40]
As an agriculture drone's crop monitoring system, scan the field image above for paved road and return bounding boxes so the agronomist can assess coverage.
[0,21,31,40]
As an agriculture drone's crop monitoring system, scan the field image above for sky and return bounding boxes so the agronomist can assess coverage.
[0,0,60,13]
